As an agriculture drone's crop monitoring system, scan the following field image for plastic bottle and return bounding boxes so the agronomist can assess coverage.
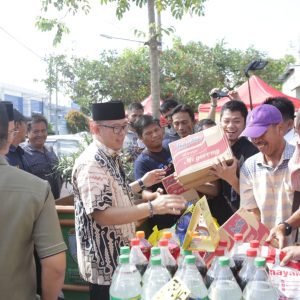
[205,248,231,288]
[230,233,246,272]
[208,256,243,300]
[109,254,142,300]
[237,248,257,290]
[142,256,171,300]
[161,231,181,260]
[130,238,148,276]
[142,247,161,284]
[243,257,278,300]
[250,240,261,256]
[176,255,209,300]
[136,231,151,260]
[112,246,131,281]
[159,238,178,277]
[219,240,237,278]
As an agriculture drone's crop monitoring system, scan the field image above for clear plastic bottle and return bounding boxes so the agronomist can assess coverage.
[219,240,237,278]
[176,255,209,300]
[161,231,181,260]
[177,249,207,278]
[230,233,246,272]
[112,246,131,281]
[142,247,161,284]
[205,248,228,288]
[130,238,148,276]
[158,238,178,277]
[208,256,242,300]
[109,254,142,300]
[136,231,151,260]
[237,248,257,290]
[243,257,278,300]
[142,256,171,300]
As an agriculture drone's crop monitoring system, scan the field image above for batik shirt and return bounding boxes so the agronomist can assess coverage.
[72,139,135,285]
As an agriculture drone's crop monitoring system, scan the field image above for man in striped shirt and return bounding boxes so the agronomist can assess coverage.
[239,104,296,245]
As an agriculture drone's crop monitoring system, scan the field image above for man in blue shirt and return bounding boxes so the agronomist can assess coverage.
[134,115,178,230]
[6,109,31,171]
[23,114,62,199]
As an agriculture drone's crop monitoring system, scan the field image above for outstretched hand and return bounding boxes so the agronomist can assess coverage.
[152,195,186,216]
[280,246,300,266]
[210,157,238,184]
[265,223,286,249]
[142,169,166,188]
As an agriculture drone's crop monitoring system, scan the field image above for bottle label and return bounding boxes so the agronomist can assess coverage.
[110,296,141,300]
[189,297,209,300]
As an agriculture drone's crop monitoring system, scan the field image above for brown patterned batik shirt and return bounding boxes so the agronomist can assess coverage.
[72,139,136,285]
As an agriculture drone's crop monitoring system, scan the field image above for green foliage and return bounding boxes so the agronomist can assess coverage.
[48,122,55,135]
[65,110,89,133]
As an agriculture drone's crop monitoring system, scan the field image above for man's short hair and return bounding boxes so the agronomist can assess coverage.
[27,114,48,132]
[264,97,295,121]
[220,100,248,121]
[160,99,179,115]
[13,109,30,124]
[170,104,195,122]
[127,102,144,112]
[134,115,160,137]
[0,102,9,149]
[195,119,216,132]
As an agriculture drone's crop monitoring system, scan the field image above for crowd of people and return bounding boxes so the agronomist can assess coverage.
[1,90,300,300]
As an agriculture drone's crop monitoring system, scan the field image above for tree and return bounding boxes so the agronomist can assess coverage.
[37,0,207,117]
[65,110,89,133]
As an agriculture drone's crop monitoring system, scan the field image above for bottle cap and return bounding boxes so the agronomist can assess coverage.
[218,256,230,266]
[246,248,257,257]
[250,240,260,248]
[219,240,228,247]
[119,254,129,264]
[162,231,172,239]
[130,238,140,246]
[120,246,130,255]
[234,233,243,241]
[182,249,192,256]
[151,256,162,266]
[254,257,266,267]
[151,247,161,256]
[158,239,168,247]
[215,247,225,256]
[136,231,145,239]
[184,255,196,264]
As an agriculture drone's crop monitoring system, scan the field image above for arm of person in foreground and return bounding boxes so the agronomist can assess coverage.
[41,252,66,300]
[280,246,300,266]
[206,88,218,121]
[266,207,300,249]
[210,158,240,194]
[92,194,186,226]
[239,164,261,221]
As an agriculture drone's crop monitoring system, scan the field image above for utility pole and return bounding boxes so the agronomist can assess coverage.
[55,63,59,134]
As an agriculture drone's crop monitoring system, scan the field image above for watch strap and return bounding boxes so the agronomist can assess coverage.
[278,221,292,236]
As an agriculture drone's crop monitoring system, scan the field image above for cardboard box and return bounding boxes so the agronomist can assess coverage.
[169,124,233,187]
[203,207,270,265]
[162,173,199,203]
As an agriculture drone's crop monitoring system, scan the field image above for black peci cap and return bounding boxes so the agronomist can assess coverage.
[92,101,125,121]
[1,101,14,121]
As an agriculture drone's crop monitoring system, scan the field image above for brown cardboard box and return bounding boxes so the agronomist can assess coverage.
[169,124,233,187]
[162,173,199,203]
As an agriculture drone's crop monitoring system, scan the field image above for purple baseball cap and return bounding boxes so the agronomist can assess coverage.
[240,104,282,138]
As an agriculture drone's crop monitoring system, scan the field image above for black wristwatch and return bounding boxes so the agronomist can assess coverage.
[138,179,145,190]
[278,221,292,236]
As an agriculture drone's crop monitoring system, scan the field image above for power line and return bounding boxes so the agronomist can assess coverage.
[0,25,45,61]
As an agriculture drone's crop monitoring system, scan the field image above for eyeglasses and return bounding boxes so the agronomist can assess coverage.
[99,124,129,134]
[8,129,19,137]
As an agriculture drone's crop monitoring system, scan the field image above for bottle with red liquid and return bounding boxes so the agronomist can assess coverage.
[237,248,257,290]
[130,238,148,276]
[161,231,180,260]
[158,239,177,277]
[230,233,246,272]
[136,231,151,260]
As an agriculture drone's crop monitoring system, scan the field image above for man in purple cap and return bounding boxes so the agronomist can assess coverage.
[239,104,296,245]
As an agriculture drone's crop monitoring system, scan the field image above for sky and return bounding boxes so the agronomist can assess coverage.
[0,0,300,94]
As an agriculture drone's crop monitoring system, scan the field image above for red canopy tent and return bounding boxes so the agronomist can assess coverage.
[198,75,300,113]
